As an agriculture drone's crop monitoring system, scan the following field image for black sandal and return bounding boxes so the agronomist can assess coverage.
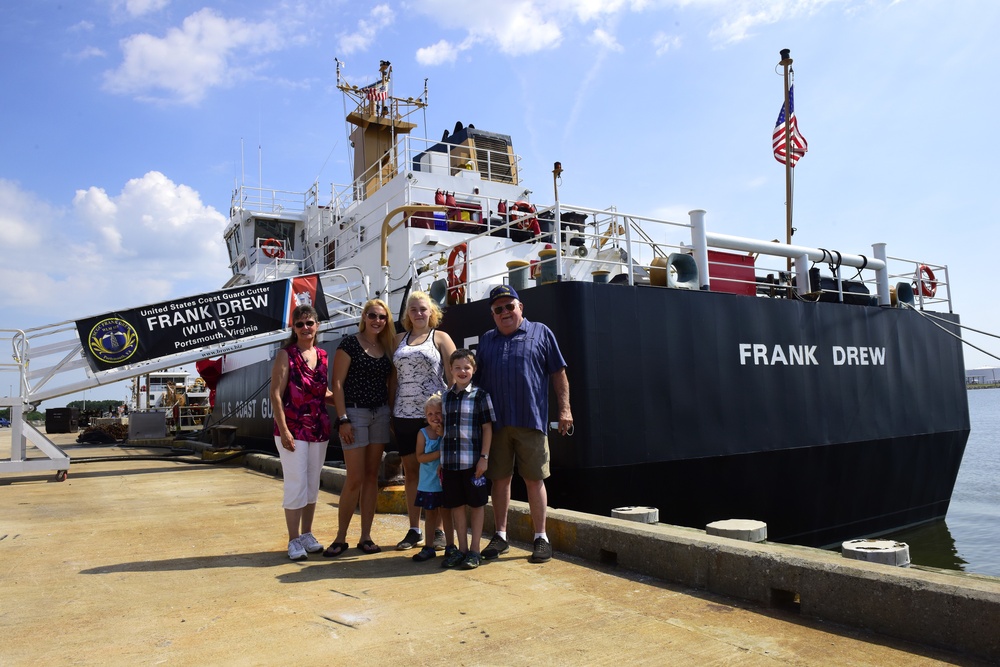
[323,541,349,557]
[357,539,381,554]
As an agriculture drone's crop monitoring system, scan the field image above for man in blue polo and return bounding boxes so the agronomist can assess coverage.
[477,285,573,563]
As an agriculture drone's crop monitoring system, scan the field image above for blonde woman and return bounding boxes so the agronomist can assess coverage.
[324,299,396,556]
[391,292,456,550]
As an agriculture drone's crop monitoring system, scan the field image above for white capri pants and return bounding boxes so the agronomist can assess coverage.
[275,437,329,509]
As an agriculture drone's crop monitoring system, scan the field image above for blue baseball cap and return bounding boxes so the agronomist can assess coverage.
[489,284,519,305]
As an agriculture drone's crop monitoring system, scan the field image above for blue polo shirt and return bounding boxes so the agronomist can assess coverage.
[477,318,566,432]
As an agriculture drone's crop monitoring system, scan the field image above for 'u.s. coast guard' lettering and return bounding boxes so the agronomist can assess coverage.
[738,344,886,366]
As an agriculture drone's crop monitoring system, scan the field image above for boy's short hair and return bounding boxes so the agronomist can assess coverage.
[424,392,443,410]
[449,348,476,368]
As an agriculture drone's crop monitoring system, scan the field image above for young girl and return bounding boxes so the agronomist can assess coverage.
[411,393,456,562]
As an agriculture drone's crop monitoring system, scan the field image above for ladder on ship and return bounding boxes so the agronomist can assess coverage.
[0,269,369,480]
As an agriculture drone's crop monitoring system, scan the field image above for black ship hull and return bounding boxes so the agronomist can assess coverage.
[214,280,970,547]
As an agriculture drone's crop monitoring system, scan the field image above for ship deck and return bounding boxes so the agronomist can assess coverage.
[0,430,989,666]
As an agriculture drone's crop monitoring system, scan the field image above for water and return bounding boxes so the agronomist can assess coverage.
[887,387,1000,577]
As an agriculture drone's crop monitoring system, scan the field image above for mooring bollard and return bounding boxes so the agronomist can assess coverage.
[841,539,911,567]
[705,519,768,543]
[611,506,659,524]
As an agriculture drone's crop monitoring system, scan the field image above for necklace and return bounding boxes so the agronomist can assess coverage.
[358,334,380,355]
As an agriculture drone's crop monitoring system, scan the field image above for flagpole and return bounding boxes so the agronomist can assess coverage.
[779,49,793,274]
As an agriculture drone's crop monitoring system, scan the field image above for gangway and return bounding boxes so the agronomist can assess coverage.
[1,270,370,479]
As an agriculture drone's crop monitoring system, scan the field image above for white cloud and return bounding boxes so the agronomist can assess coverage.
[0,175,229,322]
[653,32,682,55]
[338,4,396,55]
[102,9,283,104]
[71,46,107,60]
[408,0,852,58]
[706,0,840,44]
[416,39,463,66]
[411,1,563,58]
[0,179,54,251]
[115,0,171,19]
[589,28,624,52]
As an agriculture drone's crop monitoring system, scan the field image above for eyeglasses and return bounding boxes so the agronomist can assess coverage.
[492,302,517,315]
[366,312,388,321]
[294,320,316,328]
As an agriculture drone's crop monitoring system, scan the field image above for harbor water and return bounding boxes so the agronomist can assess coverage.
[887,387,1000,576]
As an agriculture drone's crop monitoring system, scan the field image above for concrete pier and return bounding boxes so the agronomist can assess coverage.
[1,431,997,665]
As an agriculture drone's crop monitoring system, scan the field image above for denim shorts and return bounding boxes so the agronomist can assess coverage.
[343,405,391,450]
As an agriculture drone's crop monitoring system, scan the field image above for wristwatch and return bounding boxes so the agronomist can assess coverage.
[336,414,351,427]
[480,453,489,460]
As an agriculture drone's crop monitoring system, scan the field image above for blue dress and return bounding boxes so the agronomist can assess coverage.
[417,427,443,493]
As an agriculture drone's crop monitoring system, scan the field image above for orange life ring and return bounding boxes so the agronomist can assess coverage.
[512,201,537,231]
[262,238,284,259]
[918,265,936,297]
[447,243,468,304]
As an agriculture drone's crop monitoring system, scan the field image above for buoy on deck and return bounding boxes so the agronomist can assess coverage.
[841,539,911,567]
[612,506,659,524]
[705,519,768,543]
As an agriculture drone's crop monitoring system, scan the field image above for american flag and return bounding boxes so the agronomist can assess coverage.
[772,85,808,166]
[366,83,387,102]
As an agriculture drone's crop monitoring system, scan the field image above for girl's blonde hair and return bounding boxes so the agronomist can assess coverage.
[358,298,396,356]
[401,291,443,332]
[424,391,443,411]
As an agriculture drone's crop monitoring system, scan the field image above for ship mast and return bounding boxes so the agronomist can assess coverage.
[336,60,427,199]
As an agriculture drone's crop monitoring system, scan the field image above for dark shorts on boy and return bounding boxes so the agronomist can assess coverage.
[415,490,444,510]
[390,416,425,456]
[441,467,489,509]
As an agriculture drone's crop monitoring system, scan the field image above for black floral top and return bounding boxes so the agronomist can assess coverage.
[338,334,392,408]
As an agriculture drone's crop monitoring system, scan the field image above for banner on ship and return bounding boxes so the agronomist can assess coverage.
[76,274,329,372]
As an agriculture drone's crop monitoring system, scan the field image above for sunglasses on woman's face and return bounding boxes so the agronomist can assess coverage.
[492,302,517,315]
[294,320,316,328]
[366,312,388,321]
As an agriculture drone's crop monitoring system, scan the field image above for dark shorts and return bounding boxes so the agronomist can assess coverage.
[441,467,489,509]
[390,416,425,457]
[415,490,444,510]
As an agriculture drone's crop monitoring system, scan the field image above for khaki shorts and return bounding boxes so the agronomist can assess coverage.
[487,426,549,481]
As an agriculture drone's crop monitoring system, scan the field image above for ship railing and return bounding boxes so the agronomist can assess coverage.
[403,203,954,314]
[232,184,310,215]
[327,134,524,210]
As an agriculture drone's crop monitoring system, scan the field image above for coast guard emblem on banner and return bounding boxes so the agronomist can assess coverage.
[87,317,139,365]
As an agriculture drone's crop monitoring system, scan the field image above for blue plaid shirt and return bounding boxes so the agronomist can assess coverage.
[476,318,566,432]
[442,383,495,470]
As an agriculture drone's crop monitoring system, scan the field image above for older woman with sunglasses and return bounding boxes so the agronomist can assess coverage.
[324,299,396,556]
[271,304,333,560]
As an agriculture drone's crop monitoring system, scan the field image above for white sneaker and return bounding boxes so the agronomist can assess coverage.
[287,537,307,561]
[298,532,324,553]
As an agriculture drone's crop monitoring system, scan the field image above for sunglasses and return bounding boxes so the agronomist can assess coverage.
[492,302,517,315]
[366,312,388,321]
[294,320,316,328]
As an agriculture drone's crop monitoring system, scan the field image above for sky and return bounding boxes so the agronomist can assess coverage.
[2,0,999,405]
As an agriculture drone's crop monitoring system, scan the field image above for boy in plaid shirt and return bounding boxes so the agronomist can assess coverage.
[440,349,495,569]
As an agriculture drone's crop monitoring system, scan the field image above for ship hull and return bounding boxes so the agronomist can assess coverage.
[214,280,970,547]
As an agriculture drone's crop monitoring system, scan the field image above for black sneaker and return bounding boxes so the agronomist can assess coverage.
[461,552,482,569]
[530,537,552,563]
[481,533,509,560]
[441,546,465,568]
[396,528,424,550]
[412,546,436,562]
